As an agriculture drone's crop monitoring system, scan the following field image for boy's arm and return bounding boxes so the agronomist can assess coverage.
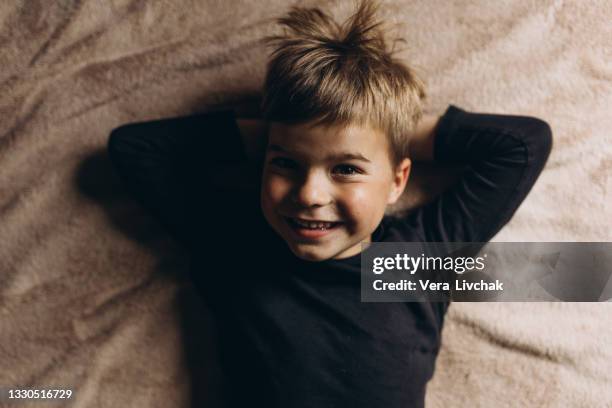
[107,109,249,249]
[404,104,553,243]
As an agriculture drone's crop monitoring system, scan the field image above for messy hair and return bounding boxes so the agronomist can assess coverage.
[260,0,427,168]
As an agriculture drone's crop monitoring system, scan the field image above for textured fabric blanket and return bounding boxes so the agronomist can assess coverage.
[1,1,610,407]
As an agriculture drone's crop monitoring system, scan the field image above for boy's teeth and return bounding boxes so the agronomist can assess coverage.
[293,219,335,229]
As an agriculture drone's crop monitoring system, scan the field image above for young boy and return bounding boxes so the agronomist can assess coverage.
[107,1,552,406]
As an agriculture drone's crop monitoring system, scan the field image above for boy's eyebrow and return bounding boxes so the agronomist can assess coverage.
[267,144,371,163]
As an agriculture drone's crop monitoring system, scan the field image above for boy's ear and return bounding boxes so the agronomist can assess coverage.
[387,158,411,205]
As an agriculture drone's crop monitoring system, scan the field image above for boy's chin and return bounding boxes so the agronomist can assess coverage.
[282,240,346,262]
[287,244,334,262]
[285,241,361,262]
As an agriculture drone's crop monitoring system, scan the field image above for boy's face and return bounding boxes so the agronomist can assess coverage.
[260,120,411,262]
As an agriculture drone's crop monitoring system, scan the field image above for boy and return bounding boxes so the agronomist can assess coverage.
[107,0,552,406]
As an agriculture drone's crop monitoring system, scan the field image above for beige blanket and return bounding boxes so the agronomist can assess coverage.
[1,1,610,407]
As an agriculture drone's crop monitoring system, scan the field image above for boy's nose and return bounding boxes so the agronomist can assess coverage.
[291,173,332,208]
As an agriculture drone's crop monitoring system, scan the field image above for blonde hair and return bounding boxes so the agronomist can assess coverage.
[260,0,427,167]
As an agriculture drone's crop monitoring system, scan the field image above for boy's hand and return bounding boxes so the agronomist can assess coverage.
[408,113,442,162]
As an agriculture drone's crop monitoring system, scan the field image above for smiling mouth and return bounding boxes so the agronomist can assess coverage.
[286,217,342,230]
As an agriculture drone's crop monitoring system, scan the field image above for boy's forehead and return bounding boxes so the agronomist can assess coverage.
[268,120,387,152]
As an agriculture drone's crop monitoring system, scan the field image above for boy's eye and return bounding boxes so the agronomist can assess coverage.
[269,157,297,169]
[333,164,361,176]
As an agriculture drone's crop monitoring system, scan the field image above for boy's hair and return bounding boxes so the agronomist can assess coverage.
[260,0,427,168]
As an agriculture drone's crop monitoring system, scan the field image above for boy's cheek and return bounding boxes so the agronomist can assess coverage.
[343,186,389,230]
[261,178,292,220]
[261,177,289,203]
[343,185,383,214]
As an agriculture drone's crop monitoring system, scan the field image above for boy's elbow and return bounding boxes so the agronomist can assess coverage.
[107,124,140,160]
[529,118,553,165]
[513,116,553,166]
[107,126,126,154]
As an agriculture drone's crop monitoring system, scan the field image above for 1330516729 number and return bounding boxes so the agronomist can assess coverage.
[1,387,74,401]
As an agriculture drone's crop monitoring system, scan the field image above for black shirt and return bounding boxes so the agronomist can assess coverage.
[107,104,552,407]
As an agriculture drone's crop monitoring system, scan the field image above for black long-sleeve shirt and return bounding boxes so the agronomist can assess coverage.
[107,104,552,408]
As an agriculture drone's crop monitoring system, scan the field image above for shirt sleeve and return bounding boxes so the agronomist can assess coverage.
[107,109,248,250]
[403,104,553,243]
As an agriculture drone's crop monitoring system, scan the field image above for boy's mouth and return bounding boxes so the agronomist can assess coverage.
[284,217,343,239]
